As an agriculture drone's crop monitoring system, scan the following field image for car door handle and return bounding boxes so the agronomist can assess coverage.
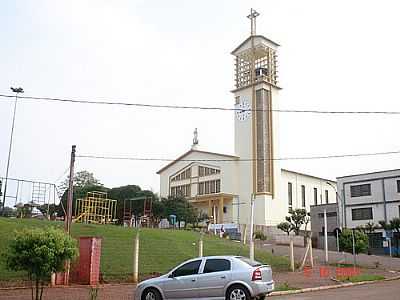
[221,276,226,279]
[191,279,196,282]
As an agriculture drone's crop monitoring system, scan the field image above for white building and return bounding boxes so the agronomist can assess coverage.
[157,11,336,230]
[337,169,400,229]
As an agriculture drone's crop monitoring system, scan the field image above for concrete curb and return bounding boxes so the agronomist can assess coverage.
[0,283,137,291]
[270,275,400,297]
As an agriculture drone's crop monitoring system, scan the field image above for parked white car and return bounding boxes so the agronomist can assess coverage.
[134,256,274,300]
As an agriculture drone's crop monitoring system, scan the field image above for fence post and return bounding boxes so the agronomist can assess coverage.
[133,231,140,283]
[243,224,247,245]
[290,237,295,272]
[199,233,204,257]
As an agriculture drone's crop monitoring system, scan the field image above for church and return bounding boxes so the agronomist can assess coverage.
[157,10,336,231]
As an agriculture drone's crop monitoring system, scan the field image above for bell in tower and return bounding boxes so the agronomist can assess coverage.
[231,10,279,89]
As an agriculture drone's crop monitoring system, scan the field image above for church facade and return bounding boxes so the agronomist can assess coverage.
[157,11,336,229]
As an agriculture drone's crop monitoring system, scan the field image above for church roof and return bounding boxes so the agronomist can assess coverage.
[281,168,336,183]
[231,35,280,56]
[156,149,239,174]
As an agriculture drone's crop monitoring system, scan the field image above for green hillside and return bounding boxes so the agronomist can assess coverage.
[0,217,289,283]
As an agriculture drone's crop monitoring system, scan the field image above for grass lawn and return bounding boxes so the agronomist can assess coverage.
[274,282,299,292]
[0,218,289,283]
[339,274,385,283]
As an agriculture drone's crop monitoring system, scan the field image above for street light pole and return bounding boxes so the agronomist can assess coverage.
[326,181,343,229]
[249,193,255,261]
[1,87,24,215]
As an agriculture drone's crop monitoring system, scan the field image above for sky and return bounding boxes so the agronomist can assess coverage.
[1,0,400,206]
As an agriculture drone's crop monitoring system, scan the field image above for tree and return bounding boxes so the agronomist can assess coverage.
[389,218,400,233]
[162,196,198,228]
[108,184,144,224]
[5,227,78,300]
[152,199,166,225]
[339,228,369,254]
[356,221,379,234]
[37,204,58,220]
[303,212,311,235]
[285,209,308,235]
[389,218,400,257]
[60,170,102,190]
[2,206,16,217]
[277,222,291,236]
[378,220,392,231]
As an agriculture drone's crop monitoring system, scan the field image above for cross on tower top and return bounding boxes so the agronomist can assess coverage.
[247,8,260,36]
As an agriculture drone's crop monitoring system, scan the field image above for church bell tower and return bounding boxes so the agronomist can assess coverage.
[232,9,281,226]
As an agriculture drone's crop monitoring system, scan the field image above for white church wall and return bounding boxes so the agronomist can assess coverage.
[158,150,239,199]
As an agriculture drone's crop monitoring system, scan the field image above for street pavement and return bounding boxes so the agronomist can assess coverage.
[273,279,400,299]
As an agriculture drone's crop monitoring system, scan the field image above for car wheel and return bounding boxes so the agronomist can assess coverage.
[141,288,162,300]
[226,284,251,300]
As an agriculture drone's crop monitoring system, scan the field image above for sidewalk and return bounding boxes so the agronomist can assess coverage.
[1,268,398,300]
[256,241,400,271]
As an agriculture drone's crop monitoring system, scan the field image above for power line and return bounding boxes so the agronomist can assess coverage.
[1,94,400,115]
[76,149,400,162]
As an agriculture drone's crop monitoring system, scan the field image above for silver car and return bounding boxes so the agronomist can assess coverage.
[134,256,274,300]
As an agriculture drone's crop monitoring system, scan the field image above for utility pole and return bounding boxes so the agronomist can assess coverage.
[352,228,357,267]
[1,87,23,215]
[64,145,76,235]
[249,193,255,261]
[324,208,329,264]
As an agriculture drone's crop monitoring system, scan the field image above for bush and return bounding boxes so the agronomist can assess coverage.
[254,231,267,240]
[4,227,78,300]
[339,229,369,254]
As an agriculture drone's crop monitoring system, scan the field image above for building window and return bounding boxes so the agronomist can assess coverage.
[318,212,337,218]
[397,180,400,193]
[325,190,329,204]
[314,188,318,205]
[301,185,306,207]
[199,182,204,195]
[198,180,220,196]
[198,166,220,177]
[350,184,371,197]
[288,182,293,211]
[216,180,221,193]
[352,207,373,221]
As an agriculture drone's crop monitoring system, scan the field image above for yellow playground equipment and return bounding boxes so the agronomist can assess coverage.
[74,191,117,224]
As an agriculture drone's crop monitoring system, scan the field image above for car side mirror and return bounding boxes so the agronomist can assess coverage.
[168,273,174,279]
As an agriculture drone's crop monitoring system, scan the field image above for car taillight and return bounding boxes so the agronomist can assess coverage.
[252,268,262,281]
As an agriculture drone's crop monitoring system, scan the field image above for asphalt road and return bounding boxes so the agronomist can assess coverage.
[273,280,400,299]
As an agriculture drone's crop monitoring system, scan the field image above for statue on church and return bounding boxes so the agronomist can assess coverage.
[193,128,199,146]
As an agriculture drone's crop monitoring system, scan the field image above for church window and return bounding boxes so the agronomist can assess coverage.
[216,180,221,193]
[314,188,318,205]
[210,181,216,193]
[301,185,306,208]
[288,182,293,211]
[197,179,221,196]
[170,184,191,197]
[205,182,210,194]
[199,182,205,195]
[199,166,204,177]
[198,166,220,177]
[325,190,329,204]
[256,88,272,193]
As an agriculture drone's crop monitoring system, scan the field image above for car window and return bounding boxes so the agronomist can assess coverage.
[237,257,262,267]
[173,260,202,277]
[203,259,231,273]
